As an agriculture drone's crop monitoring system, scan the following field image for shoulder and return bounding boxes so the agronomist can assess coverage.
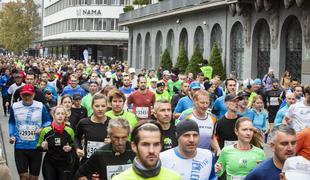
[159,167,181,179]
[251,146,265,154]
[42,126,53,134]
[196,148,213,158]
[160,148,174,158]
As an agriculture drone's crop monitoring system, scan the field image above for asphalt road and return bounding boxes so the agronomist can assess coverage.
[0,103,273,180]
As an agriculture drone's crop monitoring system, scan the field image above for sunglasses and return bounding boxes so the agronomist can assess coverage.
[45,92,52,95]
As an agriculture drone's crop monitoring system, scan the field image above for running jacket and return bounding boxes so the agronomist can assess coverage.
[9,100,51,149]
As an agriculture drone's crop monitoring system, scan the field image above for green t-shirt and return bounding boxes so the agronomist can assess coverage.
[105,110,138,130]
[81,93,93,117]
[112,167,181,180]
[216,145,265,180]
[155,90,171,102]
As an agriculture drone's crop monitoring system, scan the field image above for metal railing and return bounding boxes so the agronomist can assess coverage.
[120,0,214,22]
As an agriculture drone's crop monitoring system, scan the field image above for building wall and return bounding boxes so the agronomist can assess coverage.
[126,2,310,83]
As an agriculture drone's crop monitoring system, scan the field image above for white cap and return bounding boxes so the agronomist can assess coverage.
[242,78,254,88]
[128,67,136,74]
[150,78,158,82]
[163,70,170,76]
[283,156,310,180]
[105,71,112,78]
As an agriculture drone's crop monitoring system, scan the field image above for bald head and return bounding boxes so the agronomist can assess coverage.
[286,92,296,106]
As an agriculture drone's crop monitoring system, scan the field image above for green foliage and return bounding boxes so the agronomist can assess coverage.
[133,0,150,5]
[160,48,173,70]
[186,44,204,77]
[208,43,226,80]
[123,5,134,12]
[174,43,189,74]
[0,0,40,54]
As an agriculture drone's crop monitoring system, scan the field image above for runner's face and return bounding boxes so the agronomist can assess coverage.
[132,130,162,169]
[21,93,34,105]
[90,73,98,81]
[154,103,172,124]
[138,78,147,90]
[253,98,263,110]
[294,87,303,98]
[194,95,209,113]
[70,78,78,88]
[286,94,296,105]
[178,131,199,155]
[226,99,239,113]
[62,97,72,110]
[271,132,296,164]
[123,77,131,87]
[238,96,248,109]
[89,84,98,94]
[305,93,310,105]
[25,75,35,85]
[14,76,22,83]
[156,86,164,93]
[92,98,107,118]
[111,97,124,113]
[41,73,49,82]
[110,127,128,153]
[53,108,66,124]
[226,80,236,94]
[181,83,189,93]
[235,121,253,144]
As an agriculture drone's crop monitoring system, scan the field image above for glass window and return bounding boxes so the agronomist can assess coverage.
[94,18,102,30]
[111,0,119,5]
[78,18,84,30]
[84,18,92,31]
[110,19,115,31]
[102,19,107,30]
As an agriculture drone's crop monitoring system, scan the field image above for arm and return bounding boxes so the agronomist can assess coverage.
[41,105,52,128]
[36,128,47,149]
[76,151,100,178]
[8,108,16,137]
[209,155,218,180]
[296,131,305,154]
[211,135,221,156]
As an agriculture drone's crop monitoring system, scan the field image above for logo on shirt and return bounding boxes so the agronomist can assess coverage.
[55,138,61,146]
[238,158,248,168]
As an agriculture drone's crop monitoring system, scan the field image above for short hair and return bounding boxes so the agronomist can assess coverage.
[131,120,163,145]
[269,126,296,143]
[108,89,126,103]
[137,75,146,83]
[193,90,209,101]
[107,117,131,135]
[304,84,310,95]
[225,78,237,87]
[60,94,72,104]
[154,99,170,111]
[91,93,107,107]
[70,73,78,80]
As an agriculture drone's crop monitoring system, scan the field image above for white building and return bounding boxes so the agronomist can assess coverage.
[42,0,130,62]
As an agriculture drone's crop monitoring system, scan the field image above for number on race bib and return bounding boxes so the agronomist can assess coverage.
[135,107,149,119]
[87,141,106,158]
[19,125,36,141]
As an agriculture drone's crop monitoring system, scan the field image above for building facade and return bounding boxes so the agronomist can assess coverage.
[119,0,310,83]
[42,0,131,63]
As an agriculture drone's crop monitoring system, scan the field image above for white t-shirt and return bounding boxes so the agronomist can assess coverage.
[285,101,310,132]
[160,147,214,180]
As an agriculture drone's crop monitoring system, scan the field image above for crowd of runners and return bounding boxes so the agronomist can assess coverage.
[0,56,309,180]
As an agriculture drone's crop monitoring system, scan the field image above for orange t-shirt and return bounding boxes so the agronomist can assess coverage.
[296,128,310,160]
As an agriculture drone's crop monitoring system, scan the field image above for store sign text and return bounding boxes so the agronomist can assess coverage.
[77,9,102,16]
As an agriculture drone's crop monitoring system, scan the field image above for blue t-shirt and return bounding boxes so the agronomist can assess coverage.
[119,87,135,96]
[274,105,289,128]
[61,85,86,97]
[245,158,281,180]
[174,96,193,113]
[238,108,254,120]
[212,95,227,119]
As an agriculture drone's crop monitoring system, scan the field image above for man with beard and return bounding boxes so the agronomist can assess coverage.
[284,84,310,132]
[160,119,217,180]
[127,76,156,120]
[245,127,296,180]
[237,92,254,119]
[76,118,135,180]
[171,81,189,113]
[112,120,181,180]
[154,81,171,102]
[119,76,135,99]
[274,93,296,128]
[61,74,86,97]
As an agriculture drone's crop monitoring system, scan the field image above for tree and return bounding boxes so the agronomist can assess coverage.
[209,43,226,80]
[174,43,189,74]
[186,44,204,77]
[160,48,173,71]
[133,0,150,5]
[0,0,40,54]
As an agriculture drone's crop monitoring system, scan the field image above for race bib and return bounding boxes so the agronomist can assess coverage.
[107,164,131,180]
[19,125,36,141]
[270,97,279,106]
[87,141,105,158]
[135,107,149,119]
[231,176,245,180]
[224,140,238,147]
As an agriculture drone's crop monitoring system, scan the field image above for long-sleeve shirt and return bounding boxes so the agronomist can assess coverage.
[9,100,51,149]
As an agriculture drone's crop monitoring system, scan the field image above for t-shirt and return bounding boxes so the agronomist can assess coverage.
[285,101,310,132]
[160,147,217,180]
[162,124,178,151]
[215,115,241,149]
[127,90,156,120]
[296,128,310,160]
[212,95,227,119]
[244,158,281,180]
[178,112,217,150]
[216,145,265,180]
[274,105,289,128]
[174,96,194,114]
[155,90,171,102]
[237,109,254,120]
[81,93,93,117]
[105,110,138,130]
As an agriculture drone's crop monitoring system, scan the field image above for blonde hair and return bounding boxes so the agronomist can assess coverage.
[51,105,68,122]
[250,95,264,109]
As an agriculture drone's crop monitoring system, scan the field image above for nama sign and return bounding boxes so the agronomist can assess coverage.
[77,9,102,16]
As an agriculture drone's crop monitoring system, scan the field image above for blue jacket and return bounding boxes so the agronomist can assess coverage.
[0,75,10,96]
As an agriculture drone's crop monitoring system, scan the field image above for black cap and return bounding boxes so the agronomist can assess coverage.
[176,119,199,139]
[73,93,82,100]
[237,92,251,100]
[272,78,279,83]
[225,94,238,102]
[157,82,165,88]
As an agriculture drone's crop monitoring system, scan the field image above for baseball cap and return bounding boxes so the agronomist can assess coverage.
[105,71,112,78]
[225,94,238,102]
[272,78,280,83]
[43,87,53,94]
[73,93,82,101]
[150,78,158,82]
[20,84,35,95]
[189,81,201,90]
[237,92,251,100]
[128,67,136,74]
[176,119,199,139]
[163,70,170,76]
[157,81,165,88]
[253,78,262,85]
[242,79,254,88]
[282,156,310,180]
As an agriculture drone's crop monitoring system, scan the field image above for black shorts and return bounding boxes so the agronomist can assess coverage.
[14,149,43,176]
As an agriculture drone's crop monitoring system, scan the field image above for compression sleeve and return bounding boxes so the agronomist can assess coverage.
[8,108,15,137]
[37,127,48,149]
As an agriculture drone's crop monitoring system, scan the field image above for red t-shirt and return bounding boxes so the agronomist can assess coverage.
[127,90,156,120]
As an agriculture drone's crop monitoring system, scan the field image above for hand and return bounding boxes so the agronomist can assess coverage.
[36,128,43,134]
[9,136,15,144]
[215,163,223,173]
[63,143,72,152]
[42,141,48,150]
[76,148,84,158]
[104,137,111,144]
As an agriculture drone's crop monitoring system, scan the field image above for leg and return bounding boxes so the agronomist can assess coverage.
[42,157,57,180]
[14,149,30,180]
[28,150,42,180]
[19,173,29,180]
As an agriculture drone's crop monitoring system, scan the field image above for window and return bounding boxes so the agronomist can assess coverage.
[95,18,102,30]
[111,0,119,5]
[78,18,84,30]
[84,18,92,31]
